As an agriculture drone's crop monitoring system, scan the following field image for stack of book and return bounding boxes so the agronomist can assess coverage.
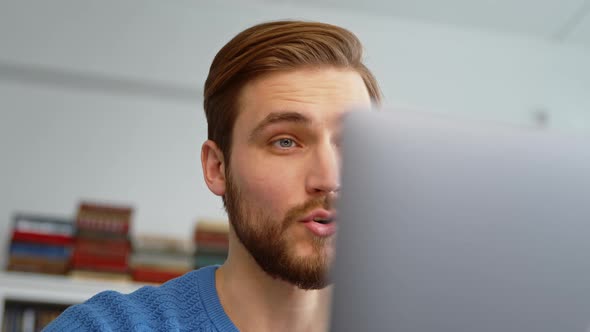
[6,214,74,275]
[130,235,194,284]
[193,220,229,269]
[69,202,132,281]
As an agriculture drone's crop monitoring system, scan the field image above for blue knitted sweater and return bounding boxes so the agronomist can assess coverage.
[44,266,239,331]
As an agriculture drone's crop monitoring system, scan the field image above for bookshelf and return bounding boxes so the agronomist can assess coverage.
[0,270,146,329]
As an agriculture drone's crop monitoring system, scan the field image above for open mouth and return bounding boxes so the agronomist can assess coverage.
[313,217,334,225]
[303,211,337,237]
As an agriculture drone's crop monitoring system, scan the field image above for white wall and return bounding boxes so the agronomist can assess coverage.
[1,0,589,263]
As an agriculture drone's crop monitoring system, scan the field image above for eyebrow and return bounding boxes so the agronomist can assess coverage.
[249,111,312,141]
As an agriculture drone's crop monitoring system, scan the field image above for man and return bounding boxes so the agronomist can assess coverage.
[46,20,380,331]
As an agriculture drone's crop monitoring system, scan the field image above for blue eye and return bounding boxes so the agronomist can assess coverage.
[274,138,296,149]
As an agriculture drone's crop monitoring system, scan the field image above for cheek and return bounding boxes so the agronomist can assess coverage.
[238,164,290,205]
[232,152,303,213]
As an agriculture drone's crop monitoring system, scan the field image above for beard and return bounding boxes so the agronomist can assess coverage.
[223,169,334,290]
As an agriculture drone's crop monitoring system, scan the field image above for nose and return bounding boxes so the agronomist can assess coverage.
[305,140,341,196]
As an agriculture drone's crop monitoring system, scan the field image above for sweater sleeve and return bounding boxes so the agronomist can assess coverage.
[43,267,233,332]
[43,291,129,332]
[43,287,185,332]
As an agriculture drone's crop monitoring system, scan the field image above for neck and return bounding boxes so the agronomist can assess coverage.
[215,230,332,332]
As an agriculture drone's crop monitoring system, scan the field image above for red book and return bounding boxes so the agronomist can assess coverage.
[76,219,130,234]
[76,202,133,235]
[132,266,186,284]
[74,239,131,257]
[71,251,128,273]
[194,231,228,242]
[11,231,74,246]
[194,233,229,249]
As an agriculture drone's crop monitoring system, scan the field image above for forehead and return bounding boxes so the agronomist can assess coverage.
[235,68,372,127]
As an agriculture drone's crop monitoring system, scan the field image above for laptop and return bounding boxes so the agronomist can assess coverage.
[330,110,590,332]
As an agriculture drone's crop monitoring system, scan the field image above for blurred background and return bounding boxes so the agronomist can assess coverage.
[0,0,589,320]
[2,0,589,244]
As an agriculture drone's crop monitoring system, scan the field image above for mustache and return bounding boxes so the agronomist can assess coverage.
[283,196,335,227]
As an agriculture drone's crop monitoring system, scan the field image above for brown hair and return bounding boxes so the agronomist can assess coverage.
[203,20,381,163]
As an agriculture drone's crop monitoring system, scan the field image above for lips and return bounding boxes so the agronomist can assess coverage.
[300,209,337,237]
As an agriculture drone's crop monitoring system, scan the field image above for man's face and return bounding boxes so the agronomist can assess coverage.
[225,67,372,289]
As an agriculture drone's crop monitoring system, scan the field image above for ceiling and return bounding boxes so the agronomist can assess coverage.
[267,0,590,46]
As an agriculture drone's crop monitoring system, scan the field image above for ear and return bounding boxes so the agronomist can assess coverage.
[201,140,226,196]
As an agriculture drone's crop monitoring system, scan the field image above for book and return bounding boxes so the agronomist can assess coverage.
[132,234,193,255]
[9,242,71,260]
[193,220,230,254]
[75,229,129,241]
[131,265,189,284]
[2,301,69,332]
[7,214,74,275]
[21,308,35,332]
[194,232,229,246]
[130,251,193,270]
[71,251,128,273]
[11,231,74,246]
[194,220,229,235]
[68,270,132,282]
[76,202,133,235]
[12,214,74,236]
[35,309,64,331]
[74,238,131,257]
[7,255,69,275]
[71,202,133,275]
